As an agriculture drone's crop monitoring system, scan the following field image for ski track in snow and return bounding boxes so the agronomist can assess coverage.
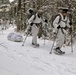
[0,26,76,75]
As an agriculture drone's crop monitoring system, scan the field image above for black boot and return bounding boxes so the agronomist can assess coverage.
[32,42,40,47]
[35,44,40,47]
[32,42,35,45]
[54,47,65,55]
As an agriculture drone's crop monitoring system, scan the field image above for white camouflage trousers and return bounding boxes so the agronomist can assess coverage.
[32,24,39,44]
[56,29,66,48]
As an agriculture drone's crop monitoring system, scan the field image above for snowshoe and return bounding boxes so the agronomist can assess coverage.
[33,44,40,48]
[36,44,40,47]
[54,47,65,55]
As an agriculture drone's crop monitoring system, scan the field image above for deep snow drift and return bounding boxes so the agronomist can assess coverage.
[0,26,76,75]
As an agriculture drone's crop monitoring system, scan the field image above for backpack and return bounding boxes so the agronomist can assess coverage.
[27,13,33,19]
[26,14,36,33]
[51,14,61,28]
[32,14,36,21]
[27,12,36,24]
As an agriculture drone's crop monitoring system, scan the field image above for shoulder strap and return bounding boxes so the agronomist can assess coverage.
[57,14,61,24]
[33,14,36,21]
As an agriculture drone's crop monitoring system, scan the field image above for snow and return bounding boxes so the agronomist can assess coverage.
[9,0,14,3]
[0,26,76,75]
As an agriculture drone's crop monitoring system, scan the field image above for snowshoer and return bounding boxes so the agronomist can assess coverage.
[1,17,7,30]
[53,7,72,55]
[27,10,45,47]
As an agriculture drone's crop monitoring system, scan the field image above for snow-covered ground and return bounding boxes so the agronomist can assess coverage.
[0,26,76,75]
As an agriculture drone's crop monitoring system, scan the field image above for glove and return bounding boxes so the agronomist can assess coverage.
[69,21,72,26]
[57,25,61,29]
[44,19,48,23]
[30,22,33,26]
[64,26,68,30]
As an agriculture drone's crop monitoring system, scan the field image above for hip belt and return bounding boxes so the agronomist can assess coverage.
[59,26,68,34]
[60,26,68,30]
[33,23,41,27]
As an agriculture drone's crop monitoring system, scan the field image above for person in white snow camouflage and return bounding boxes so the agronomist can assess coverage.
[27,10,45,47]
[53,7,72,54]
[1,17,7,30]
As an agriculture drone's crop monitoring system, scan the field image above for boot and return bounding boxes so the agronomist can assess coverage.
[32,43,40,47]
[32,42,35,45]
[54,47,65,55]
[35,44,40,47]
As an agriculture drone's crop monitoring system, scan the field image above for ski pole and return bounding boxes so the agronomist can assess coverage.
[71,34,73,52]
[22,33,28,46]
[44,26,46,45]
[43,23,48,45]
[68,1,73,52]
[50,30,59,54]
[70,28,73,52]
[22,25,31,46]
